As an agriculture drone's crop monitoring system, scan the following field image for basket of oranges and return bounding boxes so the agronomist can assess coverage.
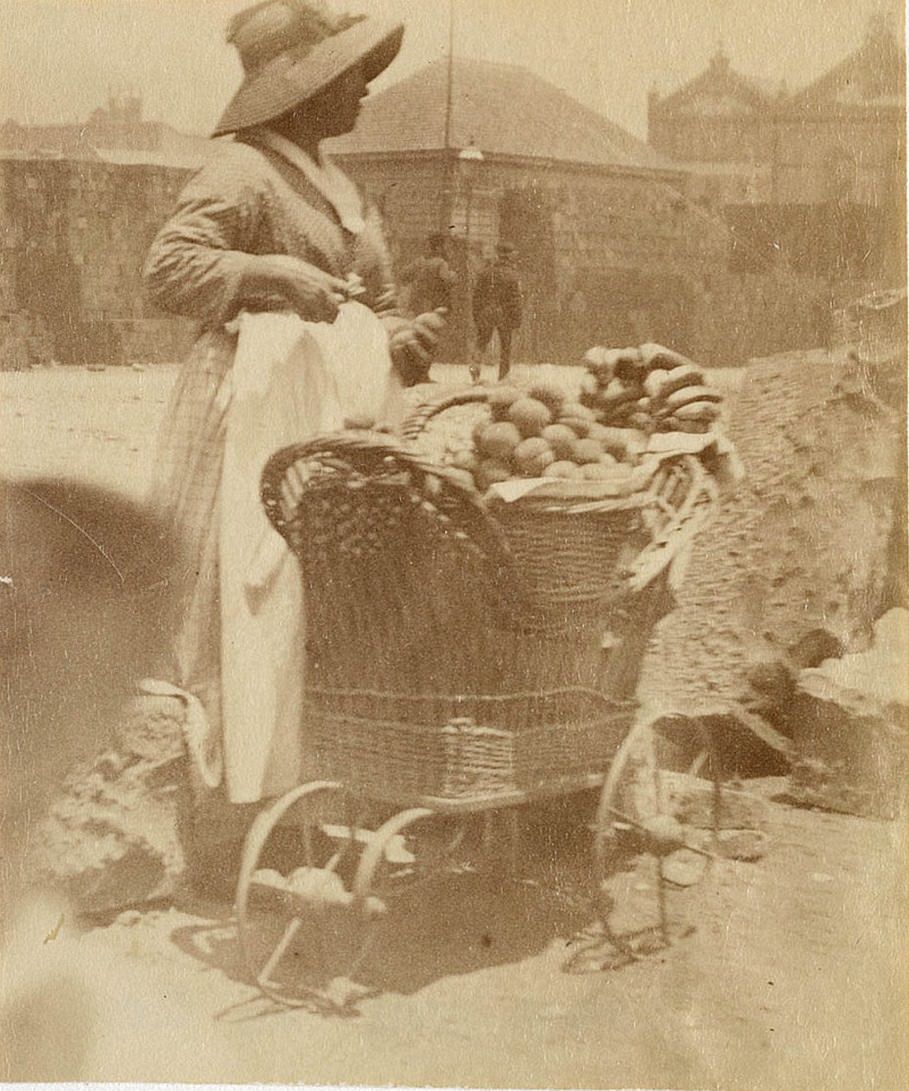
[401,345,730,611]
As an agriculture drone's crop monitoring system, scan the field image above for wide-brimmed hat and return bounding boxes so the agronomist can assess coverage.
[213,0,404,137]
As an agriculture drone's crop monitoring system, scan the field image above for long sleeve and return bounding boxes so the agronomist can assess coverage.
[144,145,266,328]
[356,202,400,318]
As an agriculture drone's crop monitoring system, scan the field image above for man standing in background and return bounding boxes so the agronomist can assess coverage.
[399,232,457,317]
[472,242,522,382]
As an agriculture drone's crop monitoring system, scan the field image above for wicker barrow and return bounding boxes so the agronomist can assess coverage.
[235,388,730,1009]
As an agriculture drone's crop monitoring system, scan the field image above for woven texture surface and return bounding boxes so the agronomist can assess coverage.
[306,690,635,801]
[261,402,717,804]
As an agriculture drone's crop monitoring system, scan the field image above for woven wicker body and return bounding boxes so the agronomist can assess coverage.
[260,391,718,811]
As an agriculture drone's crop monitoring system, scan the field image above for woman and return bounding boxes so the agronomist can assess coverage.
[144,0,441,848]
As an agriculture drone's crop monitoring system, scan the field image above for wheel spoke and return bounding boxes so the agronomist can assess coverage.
[341,919,381,981]
[655,857,668,945]
[258,916,303,987]
[352,807,434,905]
[324,850,345,873]
[302,819,314,867]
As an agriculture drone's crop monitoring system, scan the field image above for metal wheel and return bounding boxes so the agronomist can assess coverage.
[235,785,460,1009]
[351,806,450,906]
[235,781,384,1009]
[592,716,723,954]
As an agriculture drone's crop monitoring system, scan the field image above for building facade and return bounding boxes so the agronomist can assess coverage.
[0,59,841,369]
[769,19,905,216]
[647,48,777,207]
[648,17,906,286]
[329,58,742,362]
[0,93,213,169]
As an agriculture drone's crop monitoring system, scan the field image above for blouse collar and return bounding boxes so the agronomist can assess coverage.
[252,127,366,236]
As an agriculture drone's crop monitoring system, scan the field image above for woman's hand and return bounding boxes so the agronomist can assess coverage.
[389,309,447,385]
[243,254,348,323]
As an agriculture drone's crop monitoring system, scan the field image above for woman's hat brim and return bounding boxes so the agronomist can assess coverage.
[213,17,404,137]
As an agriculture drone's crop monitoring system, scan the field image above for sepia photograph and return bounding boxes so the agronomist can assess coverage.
[0,0,906,1087]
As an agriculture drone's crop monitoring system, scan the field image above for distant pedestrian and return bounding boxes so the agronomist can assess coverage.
[399,232,456,317]
[472,241,522,382]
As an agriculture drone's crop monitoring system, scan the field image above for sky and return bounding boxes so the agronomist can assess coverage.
[1,0,904,139]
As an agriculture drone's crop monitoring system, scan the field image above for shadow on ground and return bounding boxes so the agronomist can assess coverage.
[168,809,606,1015]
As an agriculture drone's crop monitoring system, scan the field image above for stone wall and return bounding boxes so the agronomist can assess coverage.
[0,151,858,370]
[346,152,764,363]
[0,158,195,366]
[347,152,840,365]
[648,96,771,168]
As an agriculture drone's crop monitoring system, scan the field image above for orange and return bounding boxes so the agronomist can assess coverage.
[527,381,566,416]
[558,402,595,437]
[514,436,556,476]
[540,423,577,460]
[581,461,625,480]
[476,421,522,462]
[544,460,582,480]
[571,437,603,464]
[488,384,522,421]
[508,397,552,437]
[475,458,514,490]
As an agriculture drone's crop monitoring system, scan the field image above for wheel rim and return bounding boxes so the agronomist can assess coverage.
[351,807,437,908]
[235,781,379,1008]
[594,718,722,948]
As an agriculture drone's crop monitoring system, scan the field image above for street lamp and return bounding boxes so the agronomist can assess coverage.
[457,141,484,373]
[458,141,484,260]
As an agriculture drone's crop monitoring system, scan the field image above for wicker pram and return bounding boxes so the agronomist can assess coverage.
[260,388,719,810]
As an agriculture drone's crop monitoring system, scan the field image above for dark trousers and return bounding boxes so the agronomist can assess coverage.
[476,322,514,380]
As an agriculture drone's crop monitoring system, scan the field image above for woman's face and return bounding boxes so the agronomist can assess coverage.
[279,64,369,143]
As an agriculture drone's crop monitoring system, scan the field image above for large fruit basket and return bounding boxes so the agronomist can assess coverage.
[259,387,720,808]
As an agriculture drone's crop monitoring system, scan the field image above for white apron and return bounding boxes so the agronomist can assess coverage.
[219,302,403,802]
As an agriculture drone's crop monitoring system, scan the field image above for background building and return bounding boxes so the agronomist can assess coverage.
[328,56,746,362]
[0,30,901,370]
[648,15,906,287]
[769,14,904,208]
[0,92,213,168]
[647,47,778,207]
[0,157,196,368]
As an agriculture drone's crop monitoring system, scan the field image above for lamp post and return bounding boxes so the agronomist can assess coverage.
[458,141,484,263]
[457,141,484,370]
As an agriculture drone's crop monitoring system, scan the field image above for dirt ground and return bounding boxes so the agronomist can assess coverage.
[2,360,907,1089]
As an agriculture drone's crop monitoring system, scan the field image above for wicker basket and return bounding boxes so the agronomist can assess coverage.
[402,387,719,609]
[304,688,635,803]
[260,397,720,805]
